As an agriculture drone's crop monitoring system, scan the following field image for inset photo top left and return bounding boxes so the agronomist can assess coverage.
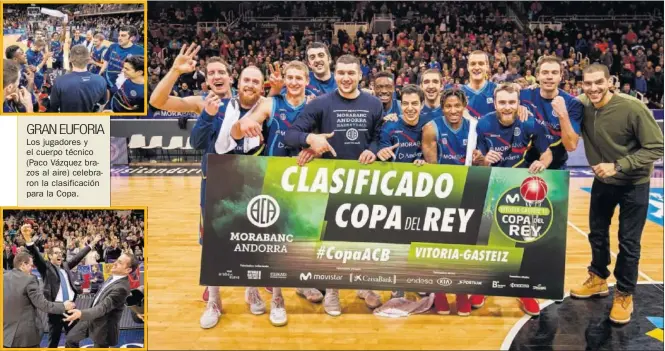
[3,2,147,115]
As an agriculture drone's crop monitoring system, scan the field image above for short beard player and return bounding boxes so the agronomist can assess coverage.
[89,34,108,74]
[475,84,552,316]
[230,61,311,327]
[520,56,584,169]
[421,89,478,316]
[193,65,264,330]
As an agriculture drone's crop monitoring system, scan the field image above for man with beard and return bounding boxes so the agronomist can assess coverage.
[191,65,265,330]
[519,56,584,170]
[474,84,552,317]
[21,224,101,348]
[421,88,477,316]
[285,55,384,316]
[3,59,33,113]
[270,42,337,98]
[227,61,312,326]
[99,26,143,94]
[570,64,663,324]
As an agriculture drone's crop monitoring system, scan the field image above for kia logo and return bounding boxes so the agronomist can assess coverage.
[437,277,452,286]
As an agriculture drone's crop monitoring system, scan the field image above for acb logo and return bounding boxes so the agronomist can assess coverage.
[247,195,280,228]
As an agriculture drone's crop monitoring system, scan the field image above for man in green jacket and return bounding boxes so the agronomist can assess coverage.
[571,63,664,324]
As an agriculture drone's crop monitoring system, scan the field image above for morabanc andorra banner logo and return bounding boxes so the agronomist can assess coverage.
[200,155,569,299]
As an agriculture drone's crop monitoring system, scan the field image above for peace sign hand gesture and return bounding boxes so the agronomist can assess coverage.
[172,43,200,75]
[268,62,284,91]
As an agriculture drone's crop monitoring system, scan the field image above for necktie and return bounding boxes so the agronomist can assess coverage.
[94,277,113,305]
[58,269,70,301]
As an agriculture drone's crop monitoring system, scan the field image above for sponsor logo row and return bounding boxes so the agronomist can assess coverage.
[241,271,547,291]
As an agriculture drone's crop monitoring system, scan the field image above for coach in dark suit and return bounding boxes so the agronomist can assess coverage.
[20,224,101,348]
[64,253,137,348]
[3,252,75,348]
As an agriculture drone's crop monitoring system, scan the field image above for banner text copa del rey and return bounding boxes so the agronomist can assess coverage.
[200,155,569,299]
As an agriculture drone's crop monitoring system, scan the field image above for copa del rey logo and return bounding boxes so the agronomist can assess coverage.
[247,195,280,228]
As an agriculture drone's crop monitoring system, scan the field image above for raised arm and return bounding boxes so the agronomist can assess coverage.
[149,44,203,114]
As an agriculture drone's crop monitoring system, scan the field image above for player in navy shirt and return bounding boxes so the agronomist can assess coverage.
[474,83,552,317]
[271,42,337,98]
[520,56,584,169]
[418,69,444,126]
[190,65,266,329]
[100,26,144,94]
[110,56,145,113]
[89,34,108,74]
[50,31,65,73]
[50,45,107,112]
[285,55,384,315]
[232,61,310,157]
[70,29,87,49]
[377,84,423,164]
[5,45,37,109]
[374,71,401,118]
[26,39,52,91]
[3,59,33,113]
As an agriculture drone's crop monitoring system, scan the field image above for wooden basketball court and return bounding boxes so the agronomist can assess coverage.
[111,173,663,350]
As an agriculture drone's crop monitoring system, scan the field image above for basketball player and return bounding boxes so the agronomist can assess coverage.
[5,45,35,103]
[270,42,337,97]
[191,65,265,329]
[474,83,552,316]
[377,84,424,165]
[420,88,478,316]
[88,34,108,74]
[26,39,52,91]
[418,69,444,126]
[69,28,87,48]
[374,71,401,118]
[49,45,107,112]
[110,56,145,113]
[285,55,384,315]
[99,25,143,94]
[570,64,663,324]
[50,31,65,75]
[3,59,33,113]
[520,56,584,169]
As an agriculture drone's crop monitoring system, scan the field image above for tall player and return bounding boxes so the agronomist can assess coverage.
[109,56,145,113]
[520,56,584,169]
[99,25,143,94]
[475,83,552,316]
[420,89,477,316]
[454,51,498,119]
[270,42,337,97]
[50,31,65,75]
[88,34,108,74]
[419,69,444,126]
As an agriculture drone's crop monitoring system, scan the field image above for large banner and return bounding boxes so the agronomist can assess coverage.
[201,155,569,299]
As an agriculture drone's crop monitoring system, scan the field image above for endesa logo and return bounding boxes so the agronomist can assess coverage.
[437,277,453,286]
[406,277,434,285]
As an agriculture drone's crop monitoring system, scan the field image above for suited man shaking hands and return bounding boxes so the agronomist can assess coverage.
[63,253,137,348]
[3,252,76,348]
[20,223,101,348]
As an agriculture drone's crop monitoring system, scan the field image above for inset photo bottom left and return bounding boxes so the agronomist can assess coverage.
[2,208,145,349]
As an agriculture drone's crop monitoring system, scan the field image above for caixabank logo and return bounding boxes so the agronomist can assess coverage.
[494,176,553,243]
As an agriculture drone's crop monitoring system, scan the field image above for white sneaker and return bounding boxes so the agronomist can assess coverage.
[245,287,266,315]
[323,289,342,316]
[200,299,221,329]
[270,296,288,327]
[295,288,324,303]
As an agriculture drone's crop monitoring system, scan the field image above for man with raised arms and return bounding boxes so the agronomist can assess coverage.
[285,54,384,315]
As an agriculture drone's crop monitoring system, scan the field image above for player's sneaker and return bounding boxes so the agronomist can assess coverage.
[470,294,486,308]
[323,289,342,316]
[245,287,266,315]
[456,294,471,316]
[270,296,288,327]
[357,290,382,309]
[518,298,540,316]
[202,286,209,302]
[200,298,221,329]
[609,290,633,324]
[295,288,324,303]
[434,293,450,315]
[570,272,609,298]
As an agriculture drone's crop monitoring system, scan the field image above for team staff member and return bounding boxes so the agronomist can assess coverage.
[50,45,107,112]
[520,56,584,169]
[285,54,384,316]
[570,64,664,324]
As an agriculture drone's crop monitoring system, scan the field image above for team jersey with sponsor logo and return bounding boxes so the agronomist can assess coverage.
[419,104,442,128]
[446,81,498,119]
[103,43,144,89]
[26,49,45,89]
[263,94,306,156]
[476,112,549,168]
[70,36,87,49]
[51,40,63,61]
[89,45,108,74]
[379,119,422,163]
[280,71,338,97]
[111,80,144,113]
[284,90,383,160]
[520,88,584,169]
[429,117,472,165]
[382,98,401,118]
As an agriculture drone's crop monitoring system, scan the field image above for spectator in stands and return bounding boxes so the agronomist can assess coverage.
[634,70,647,94]
[621,83,637,97]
